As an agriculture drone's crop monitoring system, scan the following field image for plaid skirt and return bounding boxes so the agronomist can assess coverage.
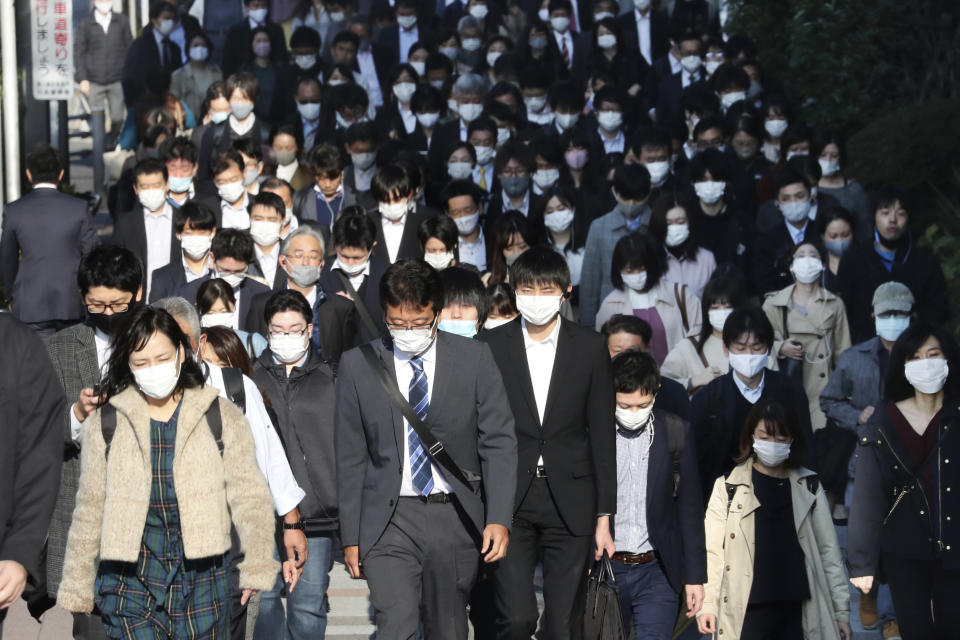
[95,404,231,640]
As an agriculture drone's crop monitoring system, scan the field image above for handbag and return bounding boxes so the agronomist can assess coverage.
[583,552,627,640]
[812,419,857,494]
[777,305,804,382]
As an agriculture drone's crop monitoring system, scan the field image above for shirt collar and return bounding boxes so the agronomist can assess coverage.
[521,315,562,350]
[501,189,530,211]
[393,332,438,366]
[32,182,58,190]
[144,201,173,219]
[223,193,249,211]
[732,370,765,402]
[255,243,279,261]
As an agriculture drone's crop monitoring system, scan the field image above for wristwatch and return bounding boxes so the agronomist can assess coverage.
[282,520,305,531]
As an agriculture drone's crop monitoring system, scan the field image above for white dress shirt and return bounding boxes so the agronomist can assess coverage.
[472,161,494,189]
[598,127,626,154]
[255,243,280,286]
[206,363,306,515]
[668,52,682,75]
[399,104,417,134]
[356,47,384,107]
[276,160,299,183]
[458,230,487,271]
[70,327,112,442]
[635,9,653,64]
[398,25,419,63]
[552,29,575,67]
[393,338,454,496]
[681,68,700,89]
[332,258,371,291]
[501,189,530,217]
[733,370,765,404]
[522,317,561,466]
[230,113,256,136]
[94,8,111,33]
[144,203,174,296]
[182,255,212,283]
[354,165,376,192]
[526,107,554,126]
[221,194,251,229]
[381,215,407,263]
[785,219,808,245]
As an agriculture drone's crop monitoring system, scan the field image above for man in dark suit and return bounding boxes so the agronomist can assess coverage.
[45,246,143,640]
[120,1,185,106]
[221,0,289,77]
[320,210,389,343]
[480,247,617,640]
[335,259,517,639]
[369,164,436,264]
[689,307,815,501]
[0,144,97,338]
[616,0,669,65]
[654,29,707,129]
[112,158,182,301]
[247,193,289,291]
[149,201,218,303]
[608,349,705,637]
[0,315,66,635]
[375,0,435,67]
[426,73,487,179]
[246,226,357,365]
[293,144,358,231]
[175,229,272,332]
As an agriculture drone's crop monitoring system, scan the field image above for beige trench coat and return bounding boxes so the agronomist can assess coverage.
[699,461,850,639]
[762,285,851,430]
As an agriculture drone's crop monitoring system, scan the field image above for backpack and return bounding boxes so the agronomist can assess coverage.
[221,366,246,413]
[661,411,685,498]
[101,400,224,457]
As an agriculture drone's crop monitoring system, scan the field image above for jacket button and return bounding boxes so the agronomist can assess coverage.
[948,545,952,551]
[948,516,952,521]
[948,487,952,492]
[947,459,951,464]
[894,465,898,470]
[389,500,394,506]
[819,372,826,378]
[921,510,925,515]
[719,630,723,635]
[723,596,728,603]
[737,504,742,509]
[818,354,824,359]
[730,533,735,539]
[725,565,730,572]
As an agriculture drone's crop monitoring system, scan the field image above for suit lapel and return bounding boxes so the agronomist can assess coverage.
[373,339,405,460]
[541,318,573,428]
[645,412,669,504]
[75,325,102,385]
[430,333,453,427]
[132,210,148,268]
[505,320,542,428]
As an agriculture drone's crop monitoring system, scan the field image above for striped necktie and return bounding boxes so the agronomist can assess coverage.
[407,356,434,496]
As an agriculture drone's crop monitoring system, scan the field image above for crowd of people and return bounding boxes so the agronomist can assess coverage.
[0,1,957,640]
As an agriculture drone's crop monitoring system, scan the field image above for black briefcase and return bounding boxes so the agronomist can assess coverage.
[584,552,627,640]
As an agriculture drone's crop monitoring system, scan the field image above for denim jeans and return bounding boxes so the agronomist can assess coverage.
[610,558,679,640]
[253,534,333,640]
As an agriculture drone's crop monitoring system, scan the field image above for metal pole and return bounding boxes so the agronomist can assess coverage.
[1,0,22,203]
[127,0,137,35]
[58,100,69,185]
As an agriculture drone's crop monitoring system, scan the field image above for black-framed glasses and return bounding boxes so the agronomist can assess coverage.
[269,327,309,338]
[85,302,130,314]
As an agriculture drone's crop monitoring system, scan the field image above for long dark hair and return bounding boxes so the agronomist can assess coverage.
[886,322,960,403]
[648,190,703,262]
[101,306,205,400]
[696,269,748,352]
[735,400,806,469]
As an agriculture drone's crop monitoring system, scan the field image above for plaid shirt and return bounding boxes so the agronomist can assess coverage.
[95,402,231,639]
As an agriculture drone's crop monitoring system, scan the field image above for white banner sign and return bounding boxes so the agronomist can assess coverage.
[31,0,74,100]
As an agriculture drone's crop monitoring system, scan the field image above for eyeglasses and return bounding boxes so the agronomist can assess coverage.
[269,327,308,338]
[85,302,130,313]
[385,318,436,332]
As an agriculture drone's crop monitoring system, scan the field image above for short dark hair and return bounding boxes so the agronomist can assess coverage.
[308,144,346,176]
[494,140,534,175]
[439,267,487,324]
[100,306,204,400]
[774,168,811,197]
[212,150,244,177]
[611,233,667,292]
[872,186,911,217]
[26,143,63,183]
[345,121,378,147]
[648,191,702,262]
[689,147,730,182]
[264,289,313,326]
[711,64,751,94]
[232,136,262,162]
[211,228,254,263]
[510,246,571,291]
[735,400,806,468]
[601,314,652,348]
[418,215,459,254]
[174,201,217,233]
[261,177,294,202]
[250,191,285,219]
[196,278,235,315]
[226,71,259,102]
[722,306,774,350]
[201,326,253,376]
[371,163,413,202]
[611,164,651,202]
[487,282,517,318]
[380,258,445,314]
[134,157,168,182]
[332,206,377,250]
[696,267,748,349]
[160,136,198,164]
[611,349,661,396]
[441,179,483,211]
[886,322,960,403]
[78,245,143,296]
[290,25,322,50]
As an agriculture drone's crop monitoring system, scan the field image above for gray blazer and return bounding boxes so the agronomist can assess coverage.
[819,337,886,431]
[0,189,97,324]
[44,322,101,596]
[334,332,518,558]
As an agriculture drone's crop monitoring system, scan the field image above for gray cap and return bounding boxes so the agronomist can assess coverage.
[872,282,914,315]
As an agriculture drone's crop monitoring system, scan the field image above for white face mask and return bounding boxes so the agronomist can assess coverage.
[633,0,652,10]
[720,91,746,110]
[704,60,722,76]
[410,60,426,76]
[138,188,167,211]
[728,351,768,378]
[904,358,950,394]
[708,308,733,332]
[335,255,369,276]
[458,103,483,123]
[524,95,547,113]
[218,180,245,203]
[694,181,725,204]
[533,168,560,189]
[424,252,454,270]
[270,333,311,363]
[616,405,653,431]
[680,55,702,73]
[819,158,840,177]
[201,312,234,328]
[453,211,480,235]
[181,234,213,260]
[416,112,440,128]
[765,119,788,138]
[210,110,230,125]
[875,316,909,342]
[596,110,623,131]
[515,294,562,326]
[156,18,175,36]
[594,11,614,21]
[250,220,282,247]
[497,127,511,147]
[95,1,112,14]
[644,161,670,187]
[217,271,246,288]
[544,208,575,233]
[474,145,495,165]
[396,14,417,29]
[753,437,791,467]
[351,151,376,170]
[550,16,570,33]
[295,54,317,70]
[781,200,812,224]
[597,34,617,49]
[665,223,690,248]
[469,3,488,19]
[555,112,579,130]
[448,161,474,180]
[380,200,409,221]
[486,51,502,67]
[390,317,438,355]
[462,37,482,52]
[392,82,416,103]
[190,45,209,62]
[621,272,647,291]
[791,256,823,284]
[132,352,181,399]
[484,316,513,330]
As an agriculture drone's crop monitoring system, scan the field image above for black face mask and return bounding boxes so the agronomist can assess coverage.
[85,300,137,336]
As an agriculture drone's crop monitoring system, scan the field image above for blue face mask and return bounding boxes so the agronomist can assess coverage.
[438,319,478,339]
[168,176,192,194]
[875,315,910,342]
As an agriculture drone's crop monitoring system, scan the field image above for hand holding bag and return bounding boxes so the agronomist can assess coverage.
[584,551,626,640]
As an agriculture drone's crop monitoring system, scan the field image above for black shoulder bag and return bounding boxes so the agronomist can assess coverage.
[338,271,382,339]
[777,305,805,382]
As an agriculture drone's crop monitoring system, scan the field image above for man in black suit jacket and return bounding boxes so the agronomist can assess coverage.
[246,226,357,366]
[608,350,706,636]
[148,201,218,303]
[120,2,185,105]
[335,259,517,639]
[616,1,670,65]
[426,73,486,178]
[689,307,815,501]
[221,0,289,77]
[654,30,707,128]
[368,165,437,265]
[112,158,182,301]
[480,247,616,640]
[174,229,272,332]
[0,145,97,336]
[375,0,435,67]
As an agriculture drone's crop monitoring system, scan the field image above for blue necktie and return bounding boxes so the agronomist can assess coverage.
[408,356,434,496]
